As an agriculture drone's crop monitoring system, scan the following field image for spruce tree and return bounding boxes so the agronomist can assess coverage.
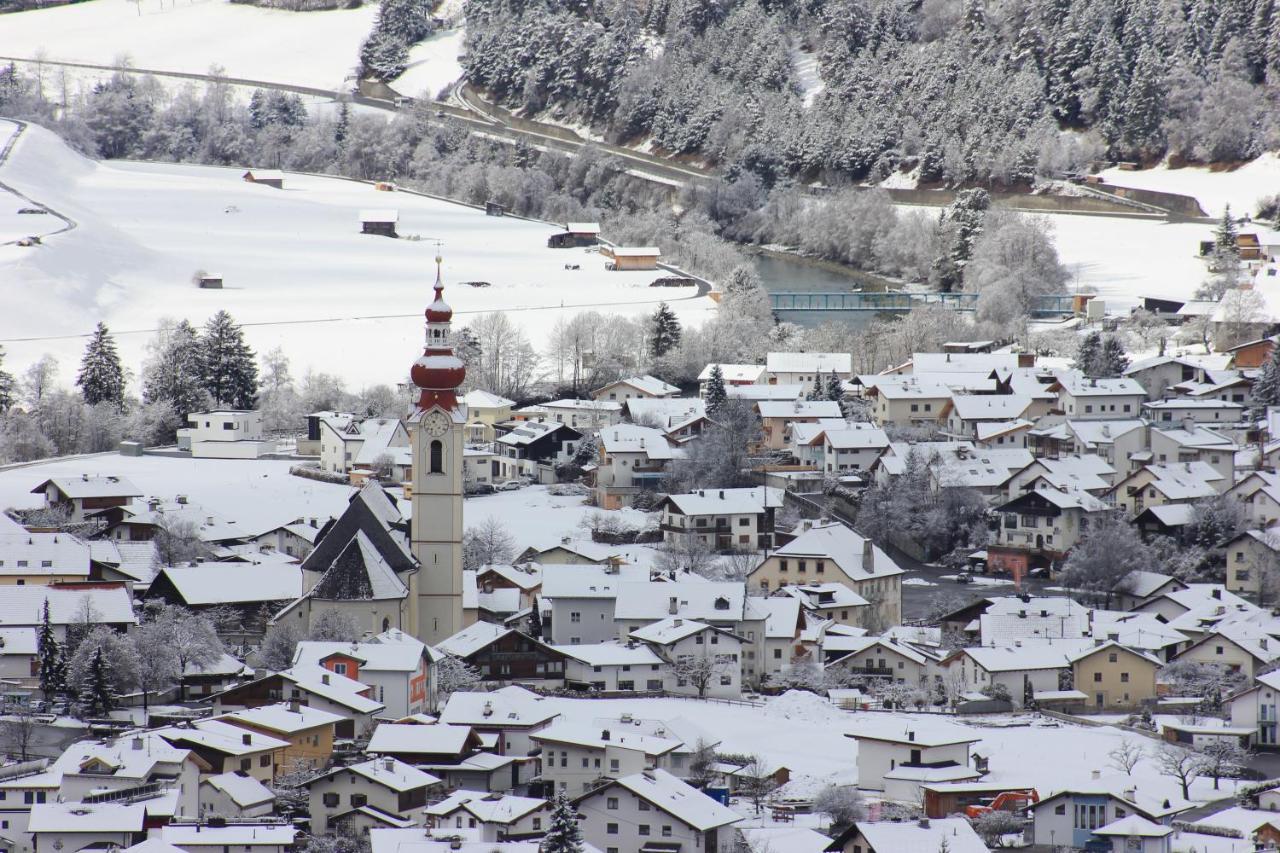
[1255,344,1280,409]
[1120,43,1166,157]
[335,101,350,150]
[808,373,824,401]
[1076,331,1103,377]
[0,345,15,411]
[704,364,728,416]
[650,303,681,358]
[76,322,126,409]
[79,645,115,718]
[36,600,66,700]
[542,791,585,853]
[200,311,259,409]
[825,369,843,402]
[1215,205,1240,255]
[143,320,208,420]
[1098,336,1130,378]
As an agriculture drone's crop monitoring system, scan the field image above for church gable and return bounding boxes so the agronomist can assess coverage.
[310,532,409,602]
[305,483,416,577]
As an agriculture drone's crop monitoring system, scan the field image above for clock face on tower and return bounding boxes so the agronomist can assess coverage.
[423,410,451,437]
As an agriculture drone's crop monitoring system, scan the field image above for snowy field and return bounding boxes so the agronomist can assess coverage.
[393,28,465,100]
[0,0,376,91]
[1098,154,1280,219]
[0,121,715,387]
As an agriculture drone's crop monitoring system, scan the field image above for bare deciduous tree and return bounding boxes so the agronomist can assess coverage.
[1155,744,1204,800]
[1108,740,1144,775]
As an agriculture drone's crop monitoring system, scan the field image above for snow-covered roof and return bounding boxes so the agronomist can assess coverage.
[950,394,1032,420]
[1054,371,1146,397]
[477,562,542,592]
[367,723,476,756]
[184,652,252,679]
[317,757,440,792]
[152,561,303,606]
[555,641,666,667]
[601,768,740,830]
[294,634,426,673]
[823,423,890,450]
[757,400,843,420]
[279,663,384,714]
[31,474,142,499]
[697,363,765,383]
[961,643,1082,673]
[738,827,830,853]
[932,447,1035,489]
[0,532,91,577]
[824,635,927,666]
[974,419,1034,441]
[439,686,560,728]
[766,352,852,375]
[597,375,680,397]
[1064,419,1146,446]
[614,581,748,622]
[0,583,136,626]
[598,424,675,458]
[462,389,515,409]
[156,719,291,755]
[1189,806,1280,837]
[726,383,804,401]
[663,486,783,516]
[162,824,297,846]
[539,563,648,599]
[1016,454,1116,492]
[629,617,723,645]
[609,246,661,257]
[534,722,681,755]
[565,221,600,234]
[909,352,1022,374]
[1006,483,1109,512]
[201,771,275,807]
[846,718,980,747]
[28,802,146,833]
[218,702,344,734]
[1119,570,1181,599]
[359,209,398,223]
[780,582,870,611]
[1152,424,1237,450]
[848,816,989,852]
[768,521,903,580]
[622,397,707,431]
[436,622,518,658]
[424,790,545,824]
[1137,503,1197,527]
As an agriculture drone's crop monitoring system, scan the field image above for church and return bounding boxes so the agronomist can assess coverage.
[274,257,468,646]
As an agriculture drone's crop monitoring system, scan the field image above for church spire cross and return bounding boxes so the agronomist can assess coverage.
[410,253,465,412]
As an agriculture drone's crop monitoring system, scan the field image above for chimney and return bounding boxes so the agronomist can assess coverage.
[1212,588,1222,600]
[673,618,683,627]
[242,733,252,745]
[288,698,301,713]
[862,543,874,572]
[482,701,493,718]
[131,737,144,751]
[907,731,915,742]
[1091,769,1101,780]
[384,757,394,772]
[1123,786,1136,802]
[669,597,678,615]
[601,729,610,741]
[321,673,330,685]
[718,490,724,499]
[917,818,930,828]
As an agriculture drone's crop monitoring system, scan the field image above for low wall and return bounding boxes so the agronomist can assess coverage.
[1088,184,1209,219]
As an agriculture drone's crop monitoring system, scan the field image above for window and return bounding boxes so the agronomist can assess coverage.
[571,612,582,623]
[638,801,651,811]
[610,759,620,772]
[429,440,444,473]
[260,754,271,767]
[816,560,825,574]
[1120,672,1129,683]
[638,825,650,836]
[350,794,367,808]
[240,758,251,772]
[1055,804,1066,815]
[333,662,347,675]
[323,793,340,808]
[606,797,618,810]
[1108,653,1117,663]
[780,560,788,573]
[1093,672,1102,683]
[773,648,782,659]
[738,517,749,526]
[606,823,619,835]
[662,825,672,837]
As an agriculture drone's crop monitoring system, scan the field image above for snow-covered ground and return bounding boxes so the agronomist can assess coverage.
[0,0,376,91]
[0,121,715,387]
[1097,154,1280,219]
[392,27,465,100]
[789,46,825,108]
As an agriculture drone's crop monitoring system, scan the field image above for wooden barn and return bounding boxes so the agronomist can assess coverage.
[243,169,284,189]
[548,222,601,248]
[197,273,223,289]
[359,209,399,238]
[602,245,661,271]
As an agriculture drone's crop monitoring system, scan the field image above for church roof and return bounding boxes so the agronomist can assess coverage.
[308,531,409,601]
[303,482,416,576]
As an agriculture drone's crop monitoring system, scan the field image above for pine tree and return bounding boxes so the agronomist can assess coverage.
[1099,336,1130,378]
[0,345,16,411]
[76,322,126,409]
[335,101,350,150]
[200,311,259,409]
[78,645,115,718]
[808,373,823,401]
[704,364,728,416]
[542,791,585,853]
[650,303,682,358]
[36,600,66,700]
[1075,331,1103,377]
[825,369,843,403]
[143,320,208,420]
[1255,344,1280,408]
[1215,205,1239,254]
[1120,43,1166,157]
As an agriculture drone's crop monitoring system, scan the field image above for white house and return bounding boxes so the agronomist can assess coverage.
[765,352,853,386]
[161,823,297,853]
[28,804,145,853]
[629,618,744,699]
[846,720,980,794]
[555,642,671,692]
[821,423,891,476]
[291,629,434,717]
[178,410,277,459]
[1052,372,1146,419]
[198,772,275,818]
[573,769,741,853]
[306,757,440,833]
[531,723,682,794]
[592,375,680,401]
[424,791,547,842]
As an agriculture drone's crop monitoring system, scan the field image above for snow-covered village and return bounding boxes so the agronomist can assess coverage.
[2,1,1280,852]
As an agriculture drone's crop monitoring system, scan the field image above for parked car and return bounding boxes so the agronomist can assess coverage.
[955,572,973,584]
[495,480,523,491]
[466,483,497,496]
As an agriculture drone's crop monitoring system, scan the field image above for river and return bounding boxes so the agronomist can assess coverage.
[749,248,899,327]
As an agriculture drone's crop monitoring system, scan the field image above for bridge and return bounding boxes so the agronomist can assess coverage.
[769,291,1078,318]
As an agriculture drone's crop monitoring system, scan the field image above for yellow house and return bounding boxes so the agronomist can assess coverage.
[1173,623,1280,678]
[461,390,515,444]
[218,703,342,771]
[1068,641,1161,711]
[0,531,92,586]
[1225,530,1280,598]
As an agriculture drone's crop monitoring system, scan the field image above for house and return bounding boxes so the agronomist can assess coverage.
[1228,669,1280,748]
[1030,782,1193,849]
[474,563,542,615]
[601,245,661,271]
[621,397,708,443]
[1109,462,1222,516]
[629,618,744,699]
[1111,571,1186,612]
[657,487,782,551]
[942,394,1033,439]
[0,627,39,690]
[28,803,145,853]
[749,521,904,629]
[1029,419,1148,472]
[573,768,740,853]
[30,475,142,523]
[156,719,289,783]
[242,169,284,188]
[697,364,765,394]
[424,791,547,841]
[594,424,678,509]
[494,420,583,482]
[765,352,853,386]
[292,629,434,717]
[987,485,1109,576]
[144,562,304,617]
[1069,641,1162,711]
[1052,372,1146,419]
[365,721,482,764]
[779,583,869,630]
[591,375,680,402]
[161,822,297,853]
[533,723,683,794]
[1225,530,1280,598]
[863,379,953,428]
[298,411,357,456]
[973,419,1034,449]
[436,623,568,683]
[198,772,275,818]
[1091,815,1173,853]
[825,818,990,853]
[977,597,1092,646]
[1148,424,1236,486]
[1133,504,1196,541]
[548,221,600,248]
[0,583,136,641]
[217,703,343,770]
[360,209,399,237]
[756,400,844,450]
[1188,807,1280,847]
[1173,622,1280,677]
[820,424,890,476]
[0,532,91,586]
[318,417,410,479]
[823,636,930,686]
[49,732,203,815]
[944,645,1076,708]
[177,410,276,459]
[437,686,561,757]
[1228,335,1277,368]
[306,757,440,833]
[1228,470,1280,528]
[556,642,670,692]
[461,390,515,444]
[539,562,651,645]
[528,400,624,432]
[1142,398,1244,425]
[1002,455,1118,499]
[845,720,981,796]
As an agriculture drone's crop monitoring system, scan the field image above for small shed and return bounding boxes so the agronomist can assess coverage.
[602,245,661,271]
[198,274,224,289]
[359,209,399,238]
[375,181,396,192]
[118,441,144,457]
[548,222,601,249]
[243,169,284,189]
[485,200,505,217]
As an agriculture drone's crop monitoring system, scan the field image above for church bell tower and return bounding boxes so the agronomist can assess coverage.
[408,255,466,644]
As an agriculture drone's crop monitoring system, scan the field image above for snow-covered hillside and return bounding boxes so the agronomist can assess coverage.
[0,121,714,387]
[0,0,376,90]
[1097,154,1280,219]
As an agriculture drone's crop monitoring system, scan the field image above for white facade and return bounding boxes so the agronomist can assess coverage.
[182,410,276,459]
